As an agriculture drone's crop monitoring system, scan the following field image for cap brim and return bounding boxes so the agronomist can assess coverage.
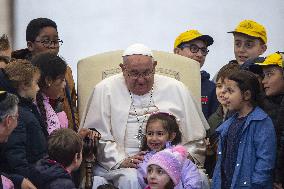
[195,35,214,46]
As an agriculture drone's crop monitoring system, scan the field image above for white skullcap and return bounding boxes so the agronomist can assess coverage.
[122,43,153,57]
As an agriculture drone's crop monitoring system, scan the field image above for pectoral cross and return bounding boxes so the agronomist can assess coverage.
[134,125,145,148]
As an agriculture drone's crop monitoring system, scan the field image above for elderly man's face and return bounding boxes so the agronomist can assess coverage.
[0,106,18,143]
[120,55,156,95]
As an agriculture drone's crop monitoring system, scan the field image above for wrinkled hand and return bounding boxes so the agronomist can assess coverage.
[21,178,37,189]
[79,128,101,140]
[119,151,147,168]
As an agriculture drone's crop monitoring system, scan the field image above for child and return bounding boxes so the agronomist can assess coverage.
[0,60,47,187]
[138,112,202,189]
[145,145,188,189]
[211,70,276,188]
[32,52,68,134]
[205,61,240,178]
[228,19,267,65]
[174,29,218,120]
[255,52,284,188]
[35,128,83,188]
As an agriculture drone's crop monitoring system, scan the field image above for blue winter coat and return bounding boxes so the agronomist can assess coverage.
[211,107,276,189]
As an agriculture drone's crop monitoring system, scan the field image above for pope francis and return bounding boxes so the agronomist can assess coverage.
[82,43,208,188]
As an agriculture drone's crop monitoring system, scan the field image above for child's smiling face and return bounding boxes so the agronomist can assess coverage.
[146,120,171,152]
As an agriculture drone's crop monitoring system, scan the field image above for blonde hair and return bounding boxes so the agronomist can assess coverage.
[4,59,39,89]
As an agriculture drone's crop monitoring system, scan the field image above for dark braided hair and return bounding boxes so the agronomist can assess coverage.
[32,52,67,129]
[141,112,182,151]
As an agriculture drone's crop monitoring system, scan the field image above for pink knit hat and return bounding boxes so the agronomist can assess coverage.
[147,145,187,186]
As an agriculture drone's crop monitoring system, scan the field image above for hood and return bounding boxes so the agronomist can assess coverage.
[36,158,71,185]
[201,70,210,80]
[0,69,17,94]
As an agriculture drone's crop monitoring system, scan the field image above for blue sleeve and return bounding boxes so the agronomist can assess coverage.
[252,117,276,185]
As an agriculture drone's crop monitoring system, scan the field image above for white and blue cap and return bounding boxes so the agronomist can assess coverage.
[122,43,153,57]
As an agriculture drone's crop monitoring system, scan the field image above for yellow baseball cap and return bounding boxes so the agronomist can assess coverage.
[228,20,267,44]
[255,52,284,68]
[174,29,214,49]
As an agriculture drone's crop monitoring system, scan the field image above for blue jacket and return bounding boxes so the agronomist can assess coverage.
[201,71,218,120]
[211,107,276,189]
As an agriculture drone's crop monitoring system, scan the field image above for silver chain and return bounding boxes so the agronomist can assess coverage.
[129,87,154,147]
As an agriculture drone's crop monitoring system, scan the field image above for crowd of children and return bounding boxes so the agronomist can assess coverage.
[0,16,283,189]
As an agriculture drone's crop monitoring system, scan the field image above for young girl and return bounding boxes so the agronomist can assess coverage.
[205,61,240,178]
[31,52,68,134]
[211,70,276,188]
[137,112,202,189]
[145,145,188,189]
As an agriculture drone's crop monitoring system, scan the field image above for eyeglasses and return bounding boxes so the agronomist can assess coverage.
[9,113,19,120]
[34,39,63,48]
[181,44,209,56]
[126,69,154,79]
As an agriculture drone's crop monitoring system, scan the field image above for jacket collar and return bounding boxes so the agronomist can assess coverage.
[216,106,267,135]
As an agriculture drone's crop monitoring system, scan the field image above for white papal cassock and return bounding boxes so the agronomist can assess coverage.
[82,73,209,189]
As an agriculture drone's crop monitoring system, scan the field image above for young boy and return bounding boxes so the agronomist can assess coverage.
[12,17,79,132]
[36,128,83,189]
[0,34,12,68]
[228,19,267,65]
[174,29,218,120]
[256,52,284,188]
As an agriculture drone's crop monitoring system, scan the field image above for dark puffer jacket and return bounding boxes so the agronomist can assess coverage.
[35,158,76,189]
[201,70,219,120]
[261,94,284,184]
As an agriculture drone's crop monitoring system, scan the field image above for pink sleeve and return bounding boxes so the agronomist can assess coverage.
[57,111,68,128]
[1,175,14,189]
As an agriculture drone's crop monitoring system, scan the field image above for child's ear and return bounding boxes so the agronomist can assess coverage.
[259,43,267,55]
[169,132,176,142]
[45,77,52,87]
[18,82,29,92]
[174,48,181,54]
[243,90,251,101]
[27,41,34,52]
